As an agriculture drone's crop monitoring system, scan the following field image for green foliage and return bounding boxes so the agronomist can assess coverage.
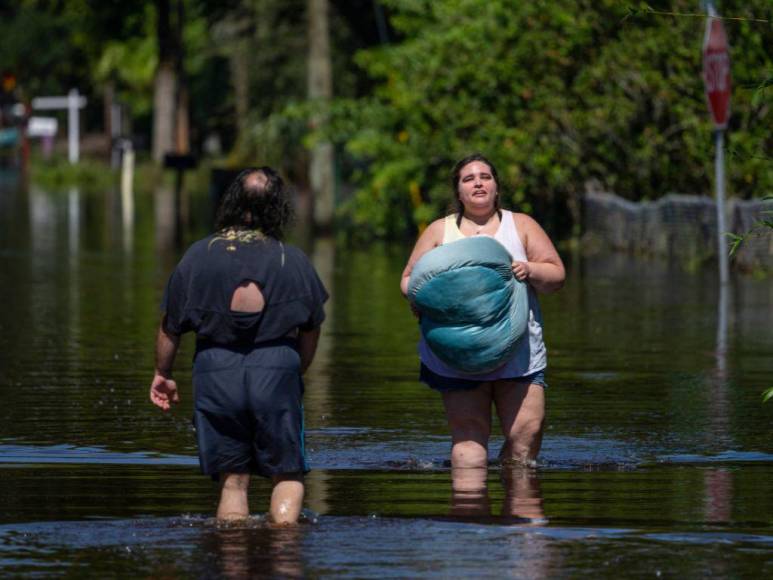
[233,0,379,171]
[0,0,235,142]
[29,154,117,193]
[728,194,773,256]
[28,150,215,196]
[763,387,773,403]
[0,1,158,97]
[320,0,773,239]
[4,0,771,242]
[94,4,158,117]
[0,5,86,97]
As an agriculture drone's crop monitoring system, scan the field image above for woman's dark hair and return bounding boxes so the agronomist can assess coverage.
[450,153,502,222]
[215,166,294,239]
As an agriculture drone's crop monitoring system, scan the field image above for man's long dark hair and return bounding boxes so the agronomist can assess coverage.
[215,167,293,240]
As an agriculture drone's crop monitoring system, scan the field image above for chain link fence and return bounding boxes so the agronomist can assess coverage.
[582,191,773,272]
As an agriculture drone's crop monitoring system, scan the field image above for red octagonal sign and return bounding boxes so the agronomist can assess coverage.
[703,17,731,129]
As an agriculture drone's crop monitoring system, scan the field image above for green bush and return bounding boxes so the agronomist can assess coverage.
[323,0,772,240]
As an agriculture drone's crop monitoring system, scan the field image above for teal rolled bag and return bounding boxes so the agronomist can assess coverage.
[407,236,529,375]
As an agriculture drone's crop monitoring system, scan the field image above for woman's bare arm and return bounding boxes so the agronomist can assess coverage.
[512,213,565,294]
[400,219,445,296]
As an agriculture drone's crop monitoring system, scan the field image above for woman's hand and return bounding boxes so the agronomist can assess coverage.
[515,214,565,294]
[511,260,531,282]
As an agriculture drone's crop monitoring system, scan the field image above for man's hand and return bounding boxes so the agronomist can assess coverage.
[151,319,181,411]
[511,260,531,282]
[150,373,180,411]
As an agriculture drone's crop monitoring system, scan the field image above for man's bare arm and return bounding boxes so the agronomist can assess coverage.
[150,318,181,411]
[298,326,321,374]
[155,320,181,377]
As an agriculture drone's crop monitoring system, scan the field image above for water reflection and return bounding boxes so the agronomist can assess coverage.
[450,467,546,525]
[715,280,729,377]
[448,467,554,578]
[67,187,79,257]
[500,467,546,524]
[29,184,58,258]
[703,467,733,524]
[121,174,134,254]
[305,236,336,515]
[449,467,490,518]
[705,279,735,452]
[201,525,305,579]
[154,184,178,253]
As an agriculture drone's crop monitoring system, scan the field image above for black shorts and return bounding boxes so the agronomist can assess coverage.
[192,340,308,479]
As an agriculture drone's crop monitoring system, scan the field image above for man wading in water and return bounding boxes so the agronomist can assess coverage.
[149,167,328,523]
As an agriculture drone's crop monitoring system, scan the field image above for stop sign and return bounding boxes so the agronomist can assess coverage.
[703,17,731,129]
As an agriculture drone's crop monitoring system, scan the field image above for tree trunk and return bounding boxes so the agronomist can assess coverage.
[103,81,114,157]
[175,83,190,154]
[153,60,176,162]
[230,39,249,149]
[153,0,174,162]
[174,0,190,155]
[153,0,189,162]
[307,0,334,231]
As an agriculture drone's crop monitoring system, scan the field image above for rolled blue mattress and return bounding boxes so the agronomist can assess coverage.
[408,235,529,374]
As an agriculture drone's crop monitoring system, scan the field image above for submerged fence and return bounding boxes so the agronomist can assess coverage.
[582,191,773,271]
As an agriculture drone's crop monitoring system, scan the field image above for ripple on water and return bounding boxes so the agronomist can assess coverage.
[0,435,649,472]
[1,516,771,578]
[657,450,773,465]
[0,443,197,466]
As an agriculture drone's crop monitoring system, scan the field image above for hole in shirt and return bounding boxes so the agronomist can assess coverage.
[230,280,265,313]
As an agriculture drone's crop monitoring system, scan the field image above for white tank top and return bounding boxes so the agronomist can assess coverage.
[418,210,547,379]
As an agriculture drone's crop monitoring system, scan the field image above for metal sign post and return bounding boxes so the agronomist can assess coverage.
[702,4,731,285]
[702,1,732,374]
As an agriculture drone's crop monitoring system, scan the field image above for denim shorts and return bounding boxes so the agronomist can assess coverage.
[420,364,547,392]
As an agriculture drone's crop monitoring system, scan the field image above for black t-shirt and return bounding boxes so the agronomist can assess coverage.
[161,232,328,345]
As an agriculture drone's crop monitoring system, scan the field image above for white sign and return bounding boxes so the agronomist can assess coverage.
[31,89,86,163]
[31,95,87,110]
[27,116,58,138]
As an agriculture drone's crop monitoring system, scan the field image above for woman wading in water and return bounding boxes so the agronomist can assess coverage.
[400,153,565,471]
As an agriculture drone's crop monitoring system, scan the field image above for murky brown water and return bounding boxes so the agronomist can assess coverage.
[0,171,771,577]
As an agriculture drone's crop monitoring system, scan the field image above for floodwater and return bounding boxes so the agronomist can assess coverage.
[0,172,771,577]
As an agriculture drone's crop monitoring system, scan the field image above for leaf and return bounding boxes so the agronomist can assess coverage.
[763,387,773,403]
[726,232,745,257]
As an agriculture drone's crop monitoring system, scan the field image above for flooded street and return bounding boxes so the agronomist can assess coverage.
[1,173,771,577]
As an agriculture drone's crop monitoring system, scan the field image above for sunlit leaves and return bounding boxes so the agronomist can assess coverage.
[328,0,771,239]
